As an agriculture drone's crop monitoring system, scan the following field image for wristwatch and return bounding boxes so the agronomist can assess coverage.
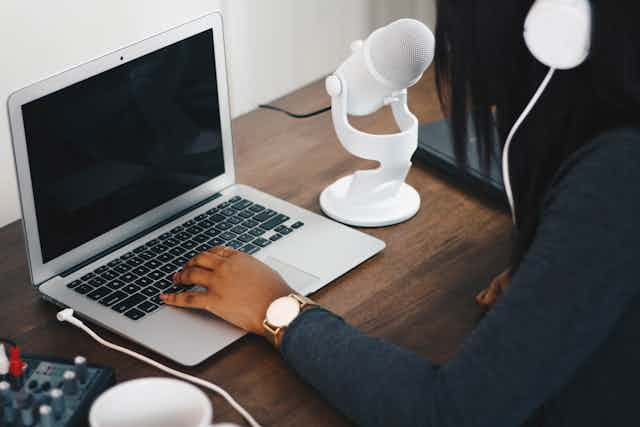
[263,294,318,347]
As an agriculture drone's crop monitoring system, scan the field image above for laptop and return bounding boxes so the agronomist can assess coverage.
[7,13,385,366]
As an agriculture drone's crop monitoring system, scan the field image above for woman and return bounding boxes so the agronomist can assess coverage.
[161,1,640,425]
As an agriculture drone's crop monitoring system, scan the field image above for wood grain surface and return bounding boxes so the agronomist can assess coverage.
[0,70,512,426]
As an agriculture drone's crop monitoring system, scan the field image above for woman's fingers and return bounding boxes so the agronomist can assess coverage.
[185,251,226,271]
[175,266,216,288]
[161,291,210,309]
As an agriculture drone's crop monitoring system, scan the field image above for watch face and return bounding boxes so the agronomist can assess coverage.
[266,296,300,328]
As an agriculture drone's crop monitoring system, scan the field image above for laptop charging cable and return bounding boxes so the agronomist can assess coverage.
[56,308,261,427]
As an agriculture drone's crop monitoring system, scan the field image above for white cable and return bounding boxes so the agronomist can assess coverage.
[56,309,261,427]
[502,67,556,223]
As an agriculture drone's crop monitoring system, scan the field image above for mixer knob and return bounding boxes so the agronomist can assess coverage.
[62,370,79,395]
[15,391,35,426]
[0,381,16,425]
[39,405,54,427]
[74,355,88,384]
[50,388,65,419]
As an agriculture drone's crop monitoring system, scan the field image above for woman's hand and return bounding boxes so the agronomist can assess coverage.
[160,246,294,336]
[476,268,511,310]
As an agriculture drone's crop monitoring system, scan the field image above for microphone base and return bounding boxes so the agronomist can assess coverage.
[320,175,421,227]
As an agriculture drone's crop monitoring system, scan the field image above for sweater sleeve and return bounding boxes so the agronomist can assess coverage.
[280,130,640,427]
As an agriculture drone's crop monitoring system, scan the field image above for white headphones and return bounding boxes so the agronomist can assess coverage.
[503,0,593,221]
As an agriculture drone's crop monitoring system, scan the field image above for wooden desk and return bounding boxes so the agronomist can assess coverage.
[0,71,512,426]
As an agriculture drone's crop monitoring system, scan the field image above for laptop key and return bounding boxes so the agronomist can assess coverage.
[160,264,177,274]
[195,213,208,221]
[107,259,122,268]
[132,266,151,276]
[243,219,259,228]
[253,238,272,248]
[74,284,93,295]
[89,277,106,287]
[187,225,204,235]
[100,291,127,307]
[87,286,113,301]
[205,229,220,238]
[169,247,186,256]
[238,234,254,243]
[67,280,82,289]
[291,221,305,229]
[107,279,126,290]
[220,232,237,241]
[158,232,172,240]
[249,204,265,213]
[184,250,199,259]
[199,219,214,228]
[232,225,248,235]
[124,308,146,321]
[171,226,184,233]
[95,265,109,274]
[209,213,226,222]
[126,257,144,268]
[163,237,180,247]
[145,259,162,269]
[227,240,244,249]
[270,234,284,242]
[147,270,164,281]
[139,301,160,313]
[184,219,196,227]
[157,253,174,263]
[141,287,159,298]
[196,244,211,252]
[134,277,154,288]
[153,279,173,292]
[232,200,252,210]
[182,241,198,250]
[261,214,290,230]
[228,216,244,225]
[229,196,242,203]
[133,246,147,254]
[112,294,146,313]
[138,251,155,261]
[249,228,266,237]
[113,264,130,274]
[150,244,169,254]
[276,226,293,235]
[207,238,225,248]
[121,252,135,261]
[238,210,255,219]
[152,295,165,306]
[215,222,233,231]
[120,273,137,283]
[175,232,191,241]
[253,209,277,222]
[193,234,209,244]
[146,238,161,247]
[240,244,260,255]
[123,284,141,294]
[102,270,119,281]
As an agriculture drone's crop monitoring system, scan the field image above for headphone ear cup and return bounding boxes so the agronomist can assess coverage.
[524,0,592,69]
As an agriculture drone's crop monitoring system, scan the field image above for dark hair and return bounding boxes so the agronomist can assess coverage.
[434,0,640,268]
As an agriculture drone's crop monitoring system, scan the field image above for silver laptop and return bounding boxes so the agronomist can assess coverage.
[7,13,384,366]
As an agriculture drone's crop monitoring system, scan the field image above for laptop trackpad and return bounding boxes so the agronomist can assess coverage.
[264,257,319,295]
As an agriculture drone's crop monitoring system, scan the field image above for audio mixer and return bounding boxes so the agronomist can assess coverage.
[0,347,114,427]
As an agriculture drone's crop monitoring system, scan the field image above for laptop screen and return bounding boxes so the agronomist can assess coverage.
[21,30,225,263]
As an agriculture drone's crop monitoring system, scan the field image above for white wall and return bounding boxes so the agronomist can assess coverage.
[0,0,435,228]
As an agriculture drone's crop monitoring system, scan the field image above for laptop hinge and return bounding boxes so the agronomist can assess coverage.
[60,192,223,278]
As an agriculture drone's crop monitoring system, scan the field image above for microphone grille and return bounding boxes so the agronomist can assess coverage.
[368,19,435,89]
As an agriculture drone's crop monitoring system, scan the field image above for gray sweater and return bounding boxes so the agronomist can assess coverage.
[281,128,640,426]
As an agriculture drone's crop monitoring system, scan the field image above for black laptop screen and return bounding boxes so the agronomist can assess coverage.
[22,30,225,263]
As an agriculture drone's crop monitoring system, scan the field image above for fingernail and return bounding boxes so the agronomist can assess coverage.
[160,294,168,300]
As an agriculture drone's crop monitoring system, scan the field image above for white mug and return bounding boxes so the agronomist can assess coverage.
[90,378,213,427]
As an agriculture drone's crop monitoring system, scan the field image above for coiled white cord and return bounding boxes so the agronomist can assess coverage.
[502,67,556,223]
[57,308,261,427]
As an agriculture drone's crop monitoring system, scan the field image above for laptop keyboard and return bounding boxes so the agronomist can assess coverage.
[65,196,305,321]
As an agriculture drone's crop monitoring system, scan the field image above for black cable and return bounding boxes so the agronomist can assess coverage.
[258,104,331,119]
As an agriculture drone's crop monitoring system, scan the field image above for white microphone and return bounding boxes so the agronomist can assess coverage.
[334,19,435,116]
[321,19,435,228]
